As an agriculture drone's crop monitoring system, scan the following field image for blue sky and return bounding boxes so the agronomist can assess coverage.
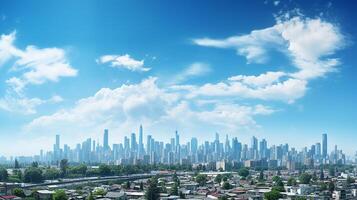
[0,0,356,157]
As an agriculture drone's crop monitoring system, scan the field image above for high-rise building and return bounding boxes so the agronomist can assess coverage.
[191,137,198,154]
[259,139,267,159]
[131,132,137,152]
[138,125,143,157]
[322,133,327,159]
[103,129,109,150]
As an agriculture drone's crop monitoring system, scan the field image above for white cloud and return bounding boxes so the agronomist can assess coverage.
[172,62,211,84]
[0,31,78,93]
[178,76,307,104]
[0,31,77,114]
[26,77,275,141]
[0,96,44,115]
[97,54,151,72]
[193,16,345,80]
[228,71,286,87]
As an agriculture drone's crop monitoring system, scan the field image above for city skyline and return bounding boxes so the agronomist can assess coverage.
[2,125,348,170]
[0,0,357,157]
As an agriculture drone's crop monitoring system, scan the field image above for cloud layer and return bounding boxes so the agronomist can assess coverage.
[0,31,77,114]
[97,54,151,72]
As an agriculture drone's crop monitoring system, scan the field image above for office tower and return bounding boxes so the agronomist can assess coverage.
[147,135,152,154]
[131,132,137,152]
[138,125,143,156]
[215,132,219,142]
[322,133,327,159]
[225,134,230,154]
[54,134,60,160]
[175,131,180,148]
[251,136,258,159]
[259,139,267,159]
[191,137,198,154]
[316,142,321,157]
[56,134,60,149]
[103,129,109,150]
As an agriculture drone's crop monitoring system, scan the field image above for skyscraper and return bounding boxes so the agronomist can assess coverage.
[131,132,137,152]
[103,129,109,150]
[139,125,143,157]
[322,133,327,159]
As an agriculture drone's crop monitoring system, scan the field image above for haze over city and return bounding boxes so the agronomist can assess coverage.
[0,0,356,158]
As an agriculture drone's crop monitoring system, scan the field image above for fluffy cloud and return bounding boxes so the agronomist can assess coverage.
[0,95,64,114]
[193,16,345,80]
[172,62,211,84]
[0,31,77,113]
[0,31,77,93]
[174,74,307,104]
[97,54,151,72]
[26,77,275,140]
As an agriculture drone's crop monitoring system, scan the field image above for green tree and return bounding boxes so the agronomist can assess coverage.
[329,166,335,177]
[13,188,25,198]
[53,190,68,200]
[173,172,180,185]
[238,168,249,178]
[328,181,335,193]
[272,176,281,182]
[86,193,94,200]
[320,168,324,180]
[99,164,112,176]
[299,173,312,184]
[0,167,8,181]
[215,174,222,183]
[195,174,207,186]
[347,176,355,184]
[14,159,20,169]
[44,168,60,180]
[170,182,179,195]
[287,177,297,186]
[264,190,281,200]
[259,170,265,181]
[24,167,43,183]
[60,159,69,177]
[31,162,39,168]
[222,181,232,190]
[140,182,144,190]
[145,176,160,200]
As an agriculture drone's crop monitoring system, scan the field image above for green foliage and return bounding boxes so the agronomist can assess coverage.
[0,167,8,181]
[222,181,232,190]
[53,190,68,200]
[320,183,327,191]
[328,181,335,192]
[145,176,160,200]
[44,168,60,180]
[70,164,87,176]
[329,166,335,177]
[92,188,106,196]
[86,193,94,200]
[99,164,112,176]
[14,159,20,169]
[295,197,307,200]
[347,176,355,184]
[287,177,297,186]
[195,174,207,186]
[60,159,69,177]
[238,168,249,178]
[24,167,43,183]
[264,189,281,200]
[170,182,179,195]
[215,174,222,183]
[13,188,25,197]
[299,173,312,184]
[259,170,265,181]
[272,176,281,182]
